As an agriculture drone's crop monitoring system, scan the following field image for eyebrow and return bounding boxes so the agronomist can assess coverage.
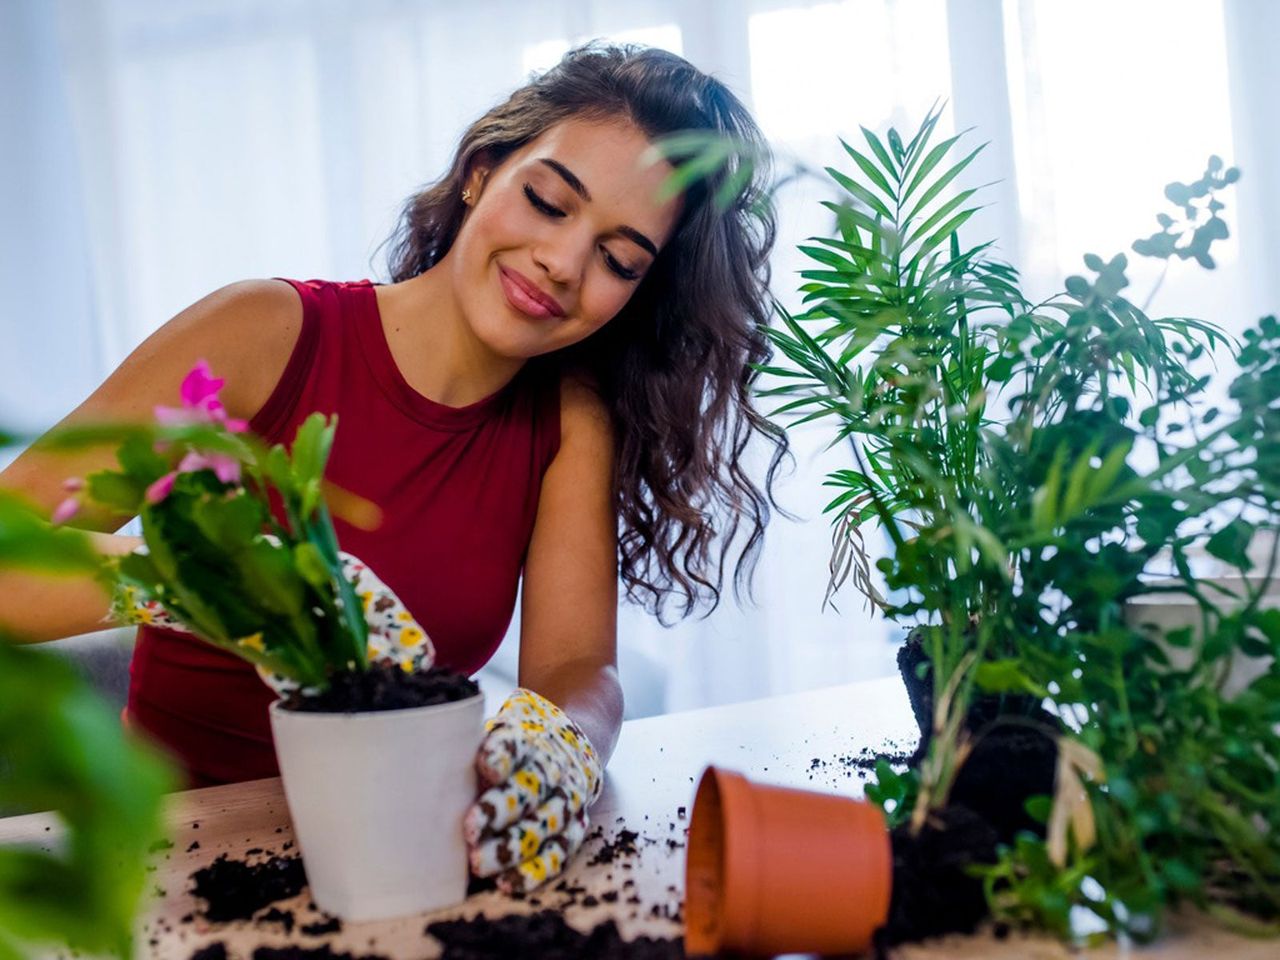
[537,158,659,258]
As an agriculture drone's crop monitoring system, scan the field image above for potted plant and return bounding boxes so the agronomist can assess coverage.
[0,485,177,958]
[754,102,1279,946]
[42,361,484,922]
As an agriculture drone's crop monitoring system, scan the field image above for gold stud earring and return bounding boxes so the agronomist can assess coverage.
[462,189,473,203]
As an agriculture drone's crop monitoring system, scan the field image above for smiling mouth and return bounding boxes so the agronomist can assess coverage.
[498,266,565,320]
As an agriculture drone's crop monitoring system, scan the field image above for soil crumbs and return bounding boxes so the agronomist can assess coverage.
[191,942,382,960]
[187,812,685,960]
[427,911,683,959]
[807,741,914,782]
[253,947,389,960]
[586,828,641,866]
[190,854,307,922]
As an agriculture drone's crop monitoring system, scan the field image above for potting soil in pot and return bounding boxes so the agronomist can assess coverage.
[279,662,479,712]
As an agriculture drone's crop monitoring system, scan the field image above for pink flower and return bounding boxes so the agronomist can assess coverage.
[153,359,249,433]
[51,497,80,525]
[180,359,225,408]
[153,404,198,426]
[145,472,177,504]
[51,476,85,524]
[146,361,249,506]
[177,450,241,485]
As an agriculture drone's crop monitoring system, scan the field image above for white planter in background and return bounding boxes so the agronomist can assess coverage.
[1124,575,1280,697]
[269,692,485,922]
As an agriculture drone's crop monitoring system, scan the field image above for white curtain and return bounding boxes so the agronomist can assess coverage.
[3,0,1276,716]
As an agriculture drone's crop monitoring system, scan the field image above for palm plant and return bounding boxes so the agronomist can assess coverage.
[755,101,1279,940]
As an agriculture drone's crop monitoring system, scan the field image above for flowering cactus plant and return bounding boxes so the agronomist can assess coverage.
[46,360,432,693]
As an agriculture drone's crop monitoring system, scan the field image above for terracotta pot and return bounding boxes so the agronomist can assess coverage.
[684,765,891,957]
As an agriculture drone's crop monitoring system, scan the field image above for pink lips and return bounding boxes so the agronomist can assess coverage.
[499,266,565,320]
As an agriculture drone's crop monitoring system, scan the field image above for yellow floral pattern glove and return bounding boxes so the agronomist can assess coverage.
[112,546,434,695]
[464,688,604,894]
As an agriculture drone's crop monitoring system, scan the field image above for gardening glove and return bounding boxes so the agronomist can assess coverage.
[463,687,604,894]
[111,545,435,695]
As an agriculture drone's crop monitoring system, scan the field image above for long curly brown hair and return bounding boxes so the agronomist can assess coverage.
[380,41,792,624]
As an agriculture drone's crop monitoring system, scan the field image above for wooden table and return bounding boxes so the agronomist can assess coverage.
[1,679,1274,958]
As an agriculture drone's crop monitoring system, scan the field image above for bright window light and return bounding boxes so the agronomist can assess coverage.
[748,0,952,144]
[523,23,683,77]
[1004,0,1236,276]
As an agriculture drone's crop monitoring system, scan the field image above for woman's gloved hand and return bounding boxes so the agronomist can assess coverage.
[111,544,434,695]
[463,687,604,894]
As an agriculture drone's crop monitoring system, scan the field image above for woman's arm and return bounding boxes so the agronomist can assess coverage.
[0,279,303,643]
[0,529,142,644]
[517,374,624,765]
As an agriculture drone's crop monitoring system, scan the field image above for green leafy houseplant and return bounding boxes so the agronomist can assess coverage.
[0,490,177,960]
[760,102,1279,942]
[31,362,483,925]
[41,360,386,692]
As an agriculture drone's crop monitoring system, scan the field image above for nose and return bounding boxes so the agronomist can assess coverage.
[531,234,587,289]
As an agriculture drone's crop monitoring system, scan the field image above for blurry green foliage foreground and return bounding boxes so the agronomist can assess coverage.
[0,491,176,959]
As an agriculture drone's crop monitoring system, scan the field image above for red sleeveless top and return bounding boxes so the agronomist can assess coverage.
[125,278,561,787]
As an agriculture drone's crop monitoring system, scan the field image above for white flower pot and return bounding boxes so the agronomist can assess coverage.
[268,692,485,922]
[1124,575,1280,698]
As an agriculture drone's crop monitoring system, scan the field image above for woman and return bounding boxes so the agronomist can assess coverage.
[0,41,788,892]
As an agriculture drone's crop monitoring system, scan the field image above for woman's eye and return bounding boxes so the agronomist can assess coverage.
[523,184,564,218]
[524,182,640,282]
[603,251,639,282]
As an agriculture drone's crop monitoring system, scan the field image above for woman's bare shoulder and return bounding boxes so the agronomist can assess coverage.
[557,369,613,448]
[43,276,304,426]
[0,279,303,522]
[165,278,305,421]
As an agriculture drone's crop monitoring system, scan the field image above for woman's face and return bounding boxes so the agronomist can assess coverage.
[448,115,684,360]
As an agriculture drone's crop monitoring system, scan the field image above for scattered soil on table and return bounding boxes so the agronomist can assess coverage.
[252,946,390,960]
[807,742,915,781]
[299,916,343,936]
[279,662,479,713]
[189,853,307,922]
[426,911,683,959]
[586,828,641,866]
[469,819,686,926]
[466,874,499,896]
[256,905,295,933]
